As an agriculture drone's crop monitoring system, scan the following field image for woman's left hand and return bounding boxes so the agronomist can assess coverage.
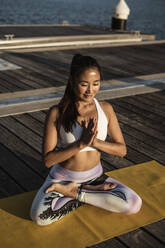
[80,117,98,147]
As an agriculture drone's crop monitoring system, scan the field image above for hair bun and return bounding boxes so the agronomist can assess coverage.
[71,54,82,67]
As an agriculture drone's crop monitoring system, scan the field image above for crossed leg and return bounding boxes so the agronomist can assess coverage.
[30,174,142,226]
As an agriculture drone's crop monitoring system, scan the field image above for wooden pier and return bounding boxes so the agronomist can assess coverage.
[0,25,165,248]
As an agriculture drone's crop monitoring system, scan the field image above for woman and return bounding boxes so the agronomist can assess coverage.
[30,54,142,226]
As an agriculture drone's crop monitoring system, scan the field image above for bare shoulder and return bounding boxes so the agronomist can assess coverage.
[98,100,115,122]
[99,100,114,113]
[46,105,59,122]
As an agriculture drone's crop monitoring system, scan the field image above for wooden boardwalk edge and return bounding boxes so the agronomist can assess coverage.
[0,78,165,117]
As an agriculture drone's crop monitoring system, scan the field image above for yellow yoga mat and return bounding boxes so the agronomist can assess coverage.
[0,160,165,248]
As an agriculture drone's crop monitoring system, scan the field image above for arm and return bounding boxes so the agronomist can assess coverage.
[42,106,84,168]
[92,102,127,157]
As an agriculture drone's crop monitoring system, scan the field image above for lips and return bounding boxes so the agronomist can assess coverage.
[84,94,92,97]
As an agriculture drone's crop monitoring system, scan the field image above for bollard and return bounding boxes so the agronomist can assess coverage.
[62,20,69,26]
[111,0,130,30]
[4,34,15,40]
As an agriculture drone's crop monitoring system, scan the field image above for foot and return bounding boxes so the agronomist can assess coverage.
[45,182,78,198]
[83,182,117,191]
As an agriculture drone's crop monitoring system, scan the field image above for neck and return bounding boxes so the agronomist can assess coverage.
[75,99,94,108]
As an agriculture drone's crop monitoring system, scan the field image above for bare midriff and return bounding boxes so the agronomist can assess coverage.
[60,150,101,171]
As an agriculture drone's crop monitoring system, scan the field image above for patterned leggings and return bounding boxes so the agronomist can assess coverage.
[30,162,142,226]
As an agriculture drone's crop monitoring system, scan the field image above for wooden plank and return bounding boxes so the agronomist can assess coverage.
[0,123,48,178]
[148,90,165,103]
[144,219,165,243]
[123,132,165,164]
[125,146,151,164]
[156,90,165,97]
[119,122,165,153]
[0,116,42,153]
[12,113,44,137]
[0,168,24,198]
[1,43,164,89]
[2,70,43,90]
[2,52,66,82]
[0,53,63,87]
[64,44,165,78]
[144,92,165,105]
[116,98,165,126]
[6,67,56,88]
[110,100,165,134]
[28,111,46,123]
[116,112,165,143]
[0,143,44,191]
[0,80,12,93]
[0,74,23,91]
[101,159,116,173]
[118,228,165,248]
[0,25,115,38]
[0,43,164,93]
[87,237,127,248]
[0,71,32,90]
[101,151,133,169]
[120,95,165,119]
[135,92,165,108]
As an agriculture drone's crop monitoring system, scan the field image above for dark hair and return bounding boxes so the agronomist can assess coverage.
[57,54,102,132]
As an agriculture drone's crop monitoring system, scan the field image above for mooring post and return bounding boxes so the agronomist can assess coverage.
[111,0,130,30]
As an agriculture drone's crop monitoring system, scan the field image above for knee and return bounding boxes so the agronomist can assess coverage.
[30,208,55,226]
[31,216,53,226]
[126,194,142,214]
[30,213,55,226]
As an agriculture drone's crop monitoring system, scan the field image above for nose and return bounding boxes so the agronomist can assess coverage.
[86,85,92,93]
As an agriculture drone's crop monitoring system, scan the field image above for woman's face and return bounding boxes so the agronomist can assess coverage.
[74,67,101,102]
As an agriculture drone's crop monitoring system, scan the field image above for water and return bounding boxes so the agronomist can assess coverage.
[0,0,165,40]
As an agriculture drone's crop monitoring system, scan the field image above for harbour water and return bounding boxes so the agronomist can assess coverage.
[0,0,165,40]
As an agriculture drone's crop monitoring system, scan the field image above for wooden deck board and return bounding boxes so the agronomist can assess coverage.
[114,98,165,125]
[87,237,127,248]
[0,71,32,91]
[13,113,44,137]
[0,116,42,153]
[120,121,165,153]
[0,43,165,93]
[0,25,113,39]
[0,167,24,197]
[28,111,46,123]
[144,219,165,243]
[0,123,48,178]
[145,93,165,105]
[116,112,165,143]
[111,101,165,135]
[0,143,43,191]
[117,228,165,248]
[132,94,165,112]
[2,70,42,90]
[119,96,165,119]
[0,74,23,91]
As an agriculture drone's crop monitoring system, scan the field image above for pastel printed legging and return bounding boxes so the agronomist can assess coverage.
[30,162,142,226]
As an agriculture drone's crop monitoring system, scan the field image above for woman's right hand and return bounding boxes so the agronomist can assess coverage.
[79,117,98,147]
